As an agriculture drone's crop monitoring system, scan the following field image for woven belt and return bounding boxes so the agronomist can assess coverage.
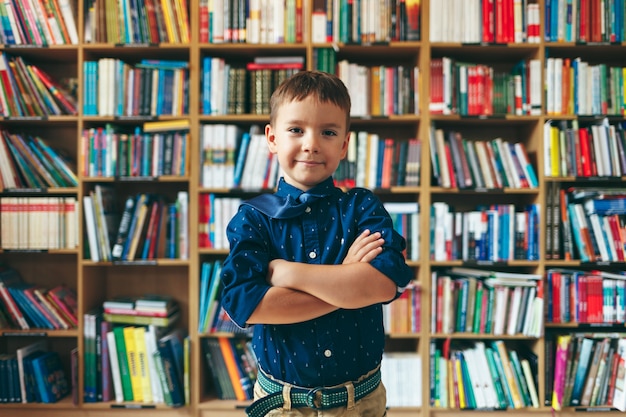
[246,368,381,417]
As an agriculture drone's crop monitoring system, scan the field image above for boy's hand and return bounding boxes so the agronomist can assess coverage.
[342,230,384,264]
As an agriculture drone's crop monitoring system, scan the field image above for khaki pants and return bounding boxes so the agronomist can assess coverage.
[252,369,387,417]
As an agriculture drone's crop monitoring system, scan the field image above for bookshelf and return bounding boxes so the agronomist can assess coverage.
[0,0,624,416]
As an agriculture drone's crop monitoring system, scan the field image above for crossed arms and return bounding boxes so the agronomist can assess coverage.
[246,229,398,325]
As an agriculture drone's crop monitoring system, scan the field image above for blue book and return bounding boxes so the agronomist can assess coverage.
[138,59,189,69]
[570,337,594,405]
[198,261,213,332]
[121,193,149,260]
[30,351,69,403]
[157,330,185,406]
[165,202,178,258]
[202,57,212,114]
[8,285,50,329]
[232,132,251,188]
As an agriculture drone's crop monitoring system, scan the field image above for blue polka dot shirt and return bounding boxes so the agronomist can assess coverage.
[220,176,413,387]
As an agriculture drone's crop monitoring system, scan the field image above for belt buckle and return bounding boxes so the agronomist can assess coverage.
[305,387,323,410]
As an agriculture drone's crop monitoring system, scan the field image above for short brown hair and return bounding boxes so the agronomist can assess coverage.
[269,71,351,129]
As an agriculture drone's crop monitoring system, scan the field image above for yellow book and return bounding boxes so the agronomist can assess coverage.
[448,359,455,407]
[454,354,466,408]
[159,0,178,42]
[126,199,149,261]
[123,326,143,402]
[143,119,190,133]
[133,327,153,403]
[493,340,523,408]
[550,125,560,177]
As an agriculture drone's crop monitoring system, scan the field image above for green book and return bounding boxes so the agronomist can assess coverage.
[113,326,134,401]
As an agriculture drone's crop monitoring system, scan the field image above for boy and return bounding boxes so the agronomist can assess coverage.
[220,71,413,416]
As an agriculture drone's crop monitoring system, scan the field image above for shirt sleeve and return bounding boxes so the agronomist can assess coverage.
[349,189,414,301]
[220,206,272,328]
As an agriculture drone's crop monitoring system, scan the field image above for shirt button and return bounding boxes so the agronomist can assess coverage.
[305,207,311,213]
[324,349,332,357]
[309,251,316,259]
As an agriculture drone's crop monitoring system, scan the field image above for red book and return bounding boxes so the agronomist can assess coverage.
[579,127,592,176]
[199,193,210,248]
[495,0,504,43]
[577,274,588,323]
[482,0,495,42]
[245,62,304,71]
[141,199,161,260]
[435,277,444,333]
[47,285,78,326]
[591,0,602,42]
[579,0,590,42]
[607,215,625,261]
[381,138,394,188]
[552,271,562,323]
[444,142,457,189]
[295,0,303,43]
[144,0,161,44]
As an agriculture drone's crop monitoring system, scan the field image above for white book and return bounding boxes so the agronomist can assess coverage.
[506,286,523,335]
[474,341,500,408]
[177,191,189,259]
[83,195,100,261]
[106,331,124,403]
[463,347,487,408]
[144,326,164,404]
[545,57,555,114]
[17,340,47,402]
[366,133,380,189]
[613,339,626,411]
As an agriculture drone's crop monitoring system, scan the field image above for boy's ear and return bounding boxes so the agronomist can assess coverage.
[265,124,278,153]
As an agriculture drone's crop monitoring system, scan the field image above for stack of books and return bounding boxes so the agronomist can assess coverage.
[103,295,180,328]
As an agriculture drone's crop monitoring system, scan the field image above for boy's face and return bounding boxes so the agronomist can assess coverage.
[265,95,350,191]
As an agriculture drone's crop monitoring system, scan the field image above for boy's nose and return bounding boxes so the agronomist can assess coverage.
[302,134,320,152]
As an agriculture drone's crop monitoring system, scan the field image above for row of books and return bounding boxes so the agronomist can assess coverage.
[0,0,78,45]
[337,61,419,117]
[0,130,78,190]
[384,202,420,261]
[382,282,421,334]
[83,309,188,406]
[430,0,541,43]
[310,0,421,43]
[546,269,626,325]
[430,127,538,190]
[1,340,70,404]
[545,58,626,116]
[0,53,77,117]
[86,189,189,262]
[81,121,190,178]
[203,125,280,191]
[84,0,189,44]
[429,203,541,262]
[0,265,78,330]
[545,0,626,43]
[0,196,78,250]
[562,191,626,263]
[429,339,539,409]
[544,119,626,179]
[200,0,303,44]
[198,195,240,250]
[348,133,421,189]
[83,58,189,117]
[201,56,302,116]
[202,337,256,400]
[381,352,422,407]
[431,268,544,338]
[549,334,626,411]
[429,58,542,116]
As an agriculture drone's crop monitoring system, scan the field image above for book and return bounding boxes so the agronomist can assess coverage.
[30,351,69,403]
[16,340,48,403]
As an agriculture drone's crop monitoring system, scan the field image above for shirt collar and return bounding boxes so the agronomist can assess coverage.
[275,176,339,200]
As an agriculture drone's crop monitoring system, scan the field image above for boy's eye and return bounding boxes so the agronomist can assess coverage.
[322,130,337,136]
[288,127,303,134]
